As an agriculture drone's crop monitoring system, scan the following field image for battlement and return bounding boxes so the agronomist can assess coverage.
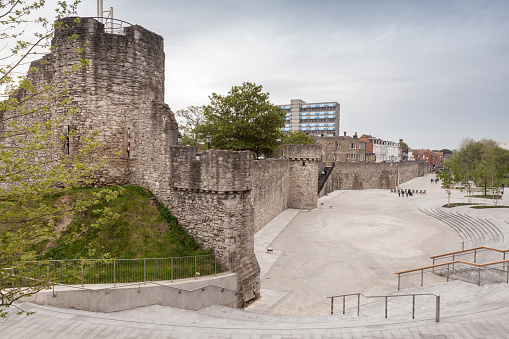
[169,147,253,192]
[283,144,321,161]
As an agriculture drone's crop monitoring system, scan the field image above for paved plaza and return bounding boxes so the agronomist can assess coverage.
[2,174,509,338]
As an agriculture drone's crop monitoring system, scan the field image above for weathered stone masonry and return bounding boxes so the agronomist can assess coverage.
[17,18,324,307]
[166,147,260,305]
[14,16,335,307]
[319,161,429,196]
[15,18,261,306]
[251,144,321,232]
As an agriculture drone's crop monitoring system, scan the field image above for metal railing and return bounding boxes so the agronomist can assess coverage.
[5,254,222,287]
[318,162,335,194]
[47,280,242,298]
[395,258,509,290]
[431,247,509,265]
[327,292,440,322]
[92,17,133,35]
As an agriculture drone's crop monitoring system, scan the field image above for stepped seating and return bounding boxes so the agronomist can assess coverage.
[419,205,505,249]
[195,280,509,328]
[337,281,509,323]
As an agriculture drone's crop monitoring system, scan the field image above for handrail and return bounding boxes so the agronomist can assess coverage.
[395,259,509,290]
[318,162,335,194]
[326,292,440,322]
[396,259,509,275]
[430,246,509,259]
[3,271,242,298]
[47,279,242,297]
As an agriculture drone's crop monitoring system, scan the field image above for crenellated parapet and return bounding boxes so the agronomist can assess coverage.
[283,144,322,161]
[169,147,253,192]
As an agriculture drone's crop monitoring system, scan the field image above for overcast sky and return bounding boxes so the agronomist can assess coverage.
[71,1,509,150]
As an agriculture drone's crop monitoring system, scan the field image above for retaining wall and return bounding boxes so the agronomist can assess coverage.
[21,273,238,312]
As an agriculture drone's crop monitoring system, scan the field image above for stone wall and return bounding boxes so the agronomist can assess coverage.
[252,160,289,233]
[11,18,259,306]
[45,18,179,186]
[319,161,429,194]
[163,147,259,306]
[397,161,429,184]
[11,18,324,307]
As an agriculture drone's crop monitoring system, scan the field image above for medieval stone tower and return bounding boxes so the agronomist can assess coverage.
[20,17,325,307]
[23,17,260,305]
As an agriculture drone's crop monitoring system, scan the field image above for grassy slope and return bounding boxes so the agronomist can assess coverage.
[44,185,210,260]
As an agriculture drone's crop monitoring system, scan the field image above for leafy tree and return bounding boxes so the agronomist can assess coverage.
[281,131,316,145]
[0,1,120,317]
[174,106,204,143]
[181,134,199,147]
[455,140,485,196]
[438,159,455,207]
[458,137,475,151]
[479,138,499,149]
[195,82,286,158]
[446,137,509,205]
[475,147,509,205]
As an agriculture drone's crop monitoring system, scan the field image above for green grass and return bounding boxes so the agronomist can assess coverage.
[471,205,509,209]
[44,185,211,260]
[442,203,478,208]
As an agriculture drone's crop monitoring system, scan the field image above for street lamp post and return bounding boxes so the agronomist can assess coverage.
[206,134,212,149]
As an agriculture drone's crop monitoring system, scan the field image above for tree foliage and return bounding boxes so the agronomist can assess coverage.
[281,131,316,145]
[174,105,204,143]
[0,1,120,317]
[439,138,509,205]
[195,82,285,158]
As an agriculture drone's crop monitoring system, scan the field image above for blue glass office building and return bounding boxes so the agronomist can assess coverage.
[279,99,340,137]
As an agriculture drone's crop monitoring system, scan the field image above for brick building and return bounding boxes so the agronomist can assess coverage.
[359,134,401,163]
[314,132,368,166]
[410,149,444,171]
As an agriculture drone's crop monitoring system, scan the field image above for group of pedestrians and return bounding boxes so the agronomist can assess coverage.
[431,178,440,184]
[391,188,426,197]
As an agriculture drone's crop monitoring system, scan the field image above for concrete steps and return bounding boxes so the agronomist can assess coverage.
[194,280,509,328]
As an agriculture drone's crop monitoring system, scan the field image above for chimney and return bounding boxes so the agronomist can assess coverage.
[354,132,358,139]
[344,131,347,137]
